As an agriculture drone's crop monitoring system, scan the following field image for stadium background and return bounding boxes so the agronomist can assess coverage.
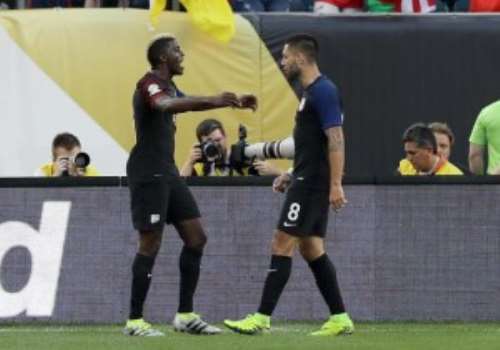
[3,11,500,176]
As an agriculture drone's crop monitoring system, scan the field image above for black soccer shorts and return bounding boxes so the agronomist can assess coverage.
[129,175,201,231]
[277,186,330,238]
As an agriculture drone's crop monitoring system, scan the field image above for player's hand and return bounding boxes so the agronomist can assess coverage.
[272,173,292,193]
[214,92,240,108]
[329,184,347,212]
[253,160,282,176]
[238,94,258,111]
[189,143,203,164]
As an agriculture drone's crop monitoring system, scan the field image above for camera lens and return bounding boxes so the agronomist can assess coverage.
[74,152,90,168]
[203,143,219,159]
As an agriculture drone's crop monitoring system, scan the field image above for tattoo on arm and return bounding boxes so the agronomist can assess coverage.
[326,127,344,152]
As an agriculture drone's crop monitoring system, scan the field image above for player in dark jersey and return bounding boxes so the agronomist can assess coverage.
[224,34,354,336]
[123,34,257,337]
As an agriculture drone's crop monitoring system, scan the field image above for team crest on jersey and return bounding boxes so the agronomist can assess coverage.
[298,97,306,111]
[150,214,160,224]
[147,84,161,96]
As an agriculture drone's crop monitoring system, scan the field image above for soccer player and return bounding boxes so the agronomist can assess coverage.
[224,34,354,336]
[123,34,257,336]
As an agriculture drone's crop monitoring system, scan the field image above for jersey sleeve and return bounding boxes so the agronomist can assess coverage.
[140,79,169,108]
[310,82,343,130]
[469,110,487,146]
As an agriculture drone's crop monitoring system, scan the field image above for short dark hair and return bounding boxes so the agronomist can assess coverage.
[402,123,437,154]
[196,119,225,142]
[52,132,81,151]
[428,122,455,146]
[147,35,175,69]
[285,34,319,62]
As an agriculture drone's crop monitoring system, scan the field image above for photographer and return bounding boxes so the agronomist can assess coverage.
[180,119,283,177]
[34,132,99,177]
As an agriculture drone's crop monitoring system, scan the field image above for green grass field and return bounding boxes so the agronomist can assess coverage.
[1,323,499,350]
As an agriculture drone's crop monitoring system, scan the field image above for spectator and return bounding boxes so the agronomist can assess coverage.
[469,100,500,175]
[367,0,436,12]
[230,0,291,12]
[428,122,455,160]
[84,0,123,7]
[290,0,314,11]
[470,0,500,12]
[28,0,84,7]
[366,0,395,11]
[0,0,13,9]
[314,0,363,14]
[398,123,462,175]
[34,132,99,177]
[180,118,283,176]
[436,0,469,11]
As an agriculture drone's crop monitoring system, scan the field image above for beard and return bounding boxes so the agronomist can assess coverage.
[284,63,301,82]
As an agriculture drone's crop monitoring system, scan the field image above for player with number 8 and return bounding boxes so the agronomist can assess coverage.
[224,34,353,336]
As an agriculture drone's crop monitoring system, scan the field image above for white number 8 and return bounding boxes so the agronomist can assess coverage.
[287,202,301,221]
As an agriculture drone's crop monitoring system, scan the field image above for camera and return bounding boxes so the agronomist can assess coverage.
[198,141,222,163]
[74,152,90,168]
[60,152,91,176]
[230,124,295,173]
[229,124,255,174]
[244,137,294,160]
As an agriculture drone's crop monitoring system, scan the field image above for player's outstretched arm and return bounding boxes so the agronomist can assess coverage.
[152,92,257,114]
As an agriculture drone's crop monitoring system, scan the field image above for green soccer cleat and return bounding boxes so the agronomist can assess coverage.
[123,318,165,336]
[224,313,271,335]
[310,313,354,336]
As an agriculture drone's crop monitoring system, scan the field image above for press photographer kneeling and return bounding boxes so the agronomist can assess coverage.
[180,119,285,177]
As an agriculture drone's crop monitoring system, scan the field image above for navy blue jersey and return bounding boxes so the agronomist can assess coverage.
[127,72,184,179]
[292,75,343,190]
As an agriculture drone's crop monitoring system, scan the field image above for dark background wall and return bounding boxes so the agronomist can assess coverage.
[250,14,500,176]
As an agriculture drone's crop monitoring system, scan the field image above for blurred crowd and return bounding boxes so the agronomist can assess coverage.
[1,0,500,12]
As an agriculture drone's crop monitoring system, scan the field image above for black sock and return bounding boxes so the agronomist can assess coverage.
[308,254,346,315]
[178,246,202,313]
[129,253,156,319]
[257,255,292,316]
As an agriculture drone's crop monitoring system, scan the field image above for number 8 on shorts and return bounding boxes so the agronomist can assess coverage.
[287,202,301,222]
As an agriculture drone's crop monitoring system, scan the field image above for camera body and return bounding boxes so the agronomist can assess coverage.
[60,152,91,176]
[229,125,259,175]
[197,141,222,163]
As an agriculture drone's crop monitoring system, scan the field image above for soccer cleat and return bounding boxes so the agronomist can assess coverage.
[123,318,165,336]
[224,313,271,335]
[173,313,222,335]
[310,313,354,336]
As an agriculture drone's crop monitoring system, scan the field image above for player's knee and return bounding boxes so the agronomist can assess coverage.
[138,233,162,257]
[271,237,294,256]
[138,241,161,257]
[185,231,207,252]
[299,242,324,262]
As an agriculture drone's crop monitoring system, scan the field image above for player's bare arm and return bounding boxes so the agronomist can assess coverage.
[151,92,245,113]
[325,126,347,211]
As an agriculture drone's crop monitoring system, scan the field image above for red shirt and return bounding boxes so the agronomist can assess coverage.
[318,0,363,9]
[470,0,500,11]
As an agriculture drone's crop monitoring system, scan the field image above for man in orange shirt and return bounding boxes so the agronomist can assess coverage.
[398,123,462,176]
